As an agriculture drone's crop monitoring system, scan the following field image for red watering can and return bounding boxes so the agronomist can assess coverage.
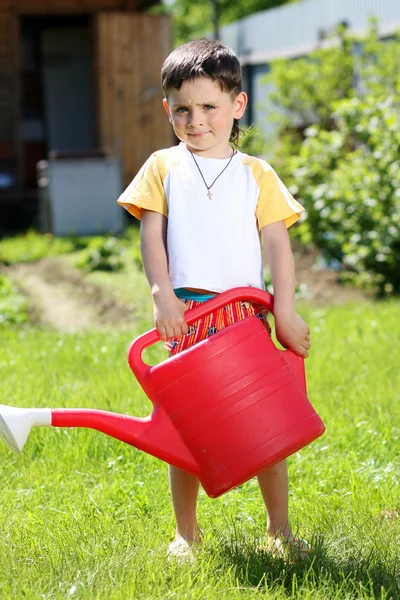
[0,287,325,498]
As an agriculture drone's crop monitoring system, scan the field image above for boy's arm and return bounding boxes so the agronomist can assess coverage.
[261,220,311,358]
[140,209,188,341]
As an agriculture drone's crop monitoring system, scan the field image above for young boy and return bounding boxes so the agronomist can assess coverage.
[118,38,311,561]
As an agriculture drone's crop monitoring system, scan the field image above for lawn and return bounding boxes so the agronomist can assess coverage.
[0,243,399,599]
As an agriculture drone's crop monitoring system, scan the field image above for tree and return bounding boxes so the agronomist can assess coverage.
[266,23,355,176]
[160,0,298,46]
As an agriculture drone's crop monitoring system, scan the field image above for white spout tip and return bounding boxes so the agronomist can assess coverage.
[0,409,22,454]
[0,405,52,455]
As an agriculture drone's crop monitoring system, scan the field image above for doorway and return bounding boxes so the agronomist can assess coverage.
[20,15,95,189]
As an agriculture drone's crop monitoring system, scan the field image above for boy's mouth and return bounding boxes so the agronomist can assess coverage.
[188,131,210,138]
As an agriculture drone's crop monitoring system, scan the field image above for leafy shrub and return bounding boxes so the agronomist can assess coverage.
[238,126,270,157]
[0,231,74,265]
[266,21,399,174]
[263,22,400,294]
[0,274,28,326]
[290,96,400,294]
[77,236,125,272]
[265,23,356,181]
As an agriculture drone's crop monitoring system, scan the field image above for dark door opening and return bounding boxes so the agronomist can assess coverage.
[20,15,94,190]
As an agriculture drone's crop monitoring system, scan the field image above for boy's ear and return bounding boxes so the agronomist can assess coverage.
[234,92,248,120]
[163,98,173,123]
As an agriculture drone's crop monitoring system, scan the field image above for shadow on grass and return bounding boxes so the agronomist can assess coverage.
[210,536,399,599]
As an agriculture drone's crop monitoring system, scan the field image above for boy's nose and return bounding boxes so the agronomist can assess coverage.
[188,112,204,127]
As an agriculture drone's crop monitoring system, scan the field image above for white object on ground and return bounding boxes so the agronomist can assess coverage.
[0,405,52,454]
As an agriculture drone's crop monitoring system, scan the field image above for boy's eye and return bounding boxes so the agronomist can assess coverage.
[204,105,215,110]
[175,107,188,113]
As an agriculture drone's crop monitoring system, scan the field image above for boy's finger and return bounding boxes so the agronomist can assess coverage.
[172,324,184,338]
[301,343,310,357]
[164,324,176,341]
[172,318,187,337]
[157,327,167,341]
[294,344,309,358]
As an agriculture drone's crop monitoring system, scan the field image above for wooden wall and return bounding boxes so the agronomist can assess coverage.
[95,12,172,186]
[10,0,156,14]
[0,0,170,194]
[0,0,18,170]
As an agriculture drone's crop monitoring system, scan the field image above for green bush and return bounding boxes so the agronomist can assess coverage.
[265,23,356,180]
[0,274,28,326]
[264,22,400,294]
[290,96,400,294]
[77,236,125,272]
[238,126,269,157]
[0,231,75,265]
[266,21,399,176]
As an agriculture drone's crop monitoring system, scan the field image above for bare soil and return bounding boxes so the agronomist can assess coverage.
[292,245,369,306]
[5,250,368,333]
[6,258,133,333]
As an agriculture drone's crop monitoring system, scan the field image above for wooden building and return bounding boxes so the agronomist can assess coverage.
[0,0,172,232]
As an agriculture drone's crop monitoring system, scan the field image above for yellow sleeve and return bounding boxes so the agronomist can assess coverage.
[117,152,168,220]
[244,156,304,230]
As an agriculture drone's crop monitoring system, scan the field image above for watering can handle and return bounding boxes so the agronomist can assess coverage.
[128,287,275,384]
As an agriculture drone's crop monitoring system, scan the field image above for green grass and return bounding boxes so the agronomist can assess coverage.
[0,226,141,269]
[0,273,29,325]
[0,231,76,265]
[0,300,399,599]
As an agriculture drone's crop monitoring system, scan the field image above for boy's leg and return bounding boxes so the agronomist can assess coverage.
[257,459,292,539]
[169,465,202,545]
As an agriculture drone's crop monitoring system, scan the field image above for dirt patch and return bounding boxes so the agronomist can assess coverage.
[4,249,370,333]
[7,259,133,333]
[293,245,370,306]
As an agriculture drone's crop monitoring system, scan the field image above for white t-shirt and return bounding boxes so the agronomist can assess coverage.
[118,143,304,293]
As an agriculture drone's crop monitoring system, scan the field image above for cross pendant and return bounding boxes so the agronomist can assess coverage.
[207,189,213,200]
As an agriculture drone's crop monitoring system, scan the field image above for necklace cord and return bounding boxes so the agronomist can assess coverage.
[189,149,236,195]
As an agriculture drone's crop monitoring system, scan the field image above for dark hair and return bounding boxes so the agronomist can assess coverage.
[161,39,243,145]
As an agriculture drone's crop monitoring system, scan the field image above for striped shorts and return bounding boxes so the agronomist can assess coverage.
[165,299,271,355]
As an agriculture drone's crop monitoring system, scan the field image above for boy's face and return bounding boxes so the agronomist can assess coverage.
[163,77,247,158]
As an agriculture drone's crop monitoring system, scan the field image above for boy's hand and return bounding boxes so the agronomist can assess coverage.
[153,291,189,341]
[274,312,311,358]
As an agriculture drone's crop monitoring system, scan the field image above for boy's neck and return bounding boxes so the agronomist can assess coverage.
[183,142,234,159]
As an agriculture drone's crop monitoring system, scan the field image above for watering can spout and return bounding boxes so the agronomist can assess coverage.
[0,404,199,475]
[52,408,199,474]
